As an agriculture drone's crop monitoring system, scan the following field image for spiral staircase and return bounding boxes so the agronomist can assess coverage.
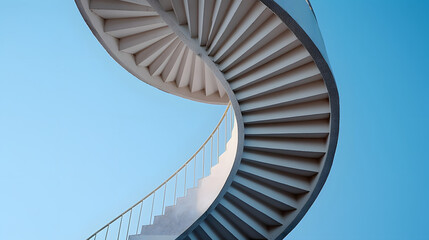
[76,0,339,239]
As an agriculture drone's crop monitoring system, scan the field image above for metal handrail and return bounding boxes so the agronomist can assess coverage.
[87,102,234,240]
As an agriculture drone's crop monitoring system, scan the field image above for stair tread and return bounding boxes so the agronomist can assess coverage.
[238,162,311,194]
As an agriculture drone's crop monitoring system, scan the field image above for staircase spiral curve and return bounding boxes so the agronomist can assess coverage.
[76,0,339,239]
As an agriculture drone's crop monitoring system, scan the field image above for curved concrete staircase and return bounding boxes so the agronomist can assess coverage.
[76,0,339,239]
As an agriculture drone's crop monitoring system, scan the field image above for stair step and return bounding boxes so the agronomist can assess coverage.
[197,0,215,46]
[244,119,330,139]
[242,149,320,176]
[235,62,322,101]
[171,0,187,25]
[207,0,255,56]
[162,43,187,82]
[129,235,176,240]
[198,221,222,240]
[242,99,330,124]
[175,48,194,88]
[233,174,297,211]
[205,0,231,48]
[244,136,326,158]
[189,57,205,92]
[121,0,151,7]
[163,204,175,216]
[104,16,167,38]
[90,0,156,19]
[204,65,218,96]
[119,26,173,54]
[213,2,272,63]
[240,80,328,112]
[157,0,173,11]
[184,0,198,38]
[149,38,182,76]
[229,46,312,90]
[218,198,269,239]
[218,15,285,71]
[135,34,177,66]
[227,185,283,226]
[225,30,299,81]
[208,209,247,240]
[238,162,311,194]
[187,231,198,240]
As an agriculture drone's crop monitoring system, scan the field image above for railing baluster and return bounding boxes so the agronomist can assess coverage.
[94,234,97,240]
[162,184,167,214]
[225,111,227,149]
[210,137,213,169]
[230,106,233,136]
[136,201,143,234]
[117,215,123,240]
[174,175,178,205]
[126,209,132,240]
[202,146,205,177]
[184,165,187,196]
[217,129,219,161]
[105,225,109,240]
[150,193,155,224]
[193,156,196,187]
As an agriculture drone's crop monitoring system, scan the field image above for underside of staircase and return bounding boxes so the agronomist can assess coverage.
[76,0,339,239]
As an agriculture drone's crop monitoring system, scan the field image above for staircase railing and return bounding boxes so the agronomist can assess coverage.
[87,102,235,240]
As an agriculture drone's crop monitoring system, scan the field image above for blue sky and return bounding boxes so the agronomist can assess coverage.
[0,1,428,240]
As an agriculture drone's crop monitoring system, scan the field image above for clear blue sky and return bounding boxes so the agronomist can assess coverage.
[0,1,428,239]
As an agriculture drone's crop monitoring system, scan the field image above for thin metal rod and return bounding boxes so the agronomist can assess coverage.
[193,156,196,187]
[231,106,233,135]
[126,209,132,240]
[117,215,123,240]
[150,193,155,224]
[174,175,178,205]
[184,165,187,196]
[162,184,167,215]
[202,146,205,177]
[210,137,213,169]
[225,112,227,150]
[217,129,219,161]
[104,225,109,240]
[136,201,143,234]
[94,234,97,240]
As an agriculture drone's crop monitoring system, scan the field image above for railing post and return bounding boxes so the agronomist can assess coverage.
[150,193,155,224]
[162,184,167,215]
[126,209,132,240]
[136,201,143,234]
[193,156,196,187]
[225,110,228,150]
[202,146,205,177]
[217,129,219,162]
[210,137,213,169]
[174,175,178,205]
[184,165,187,196]
[117,215,123,240]
[230,106,233,135]
[105,225,109,240]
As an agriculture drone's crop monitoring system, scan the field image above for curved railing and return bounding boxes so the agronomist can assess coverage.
[87,103,235,240]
